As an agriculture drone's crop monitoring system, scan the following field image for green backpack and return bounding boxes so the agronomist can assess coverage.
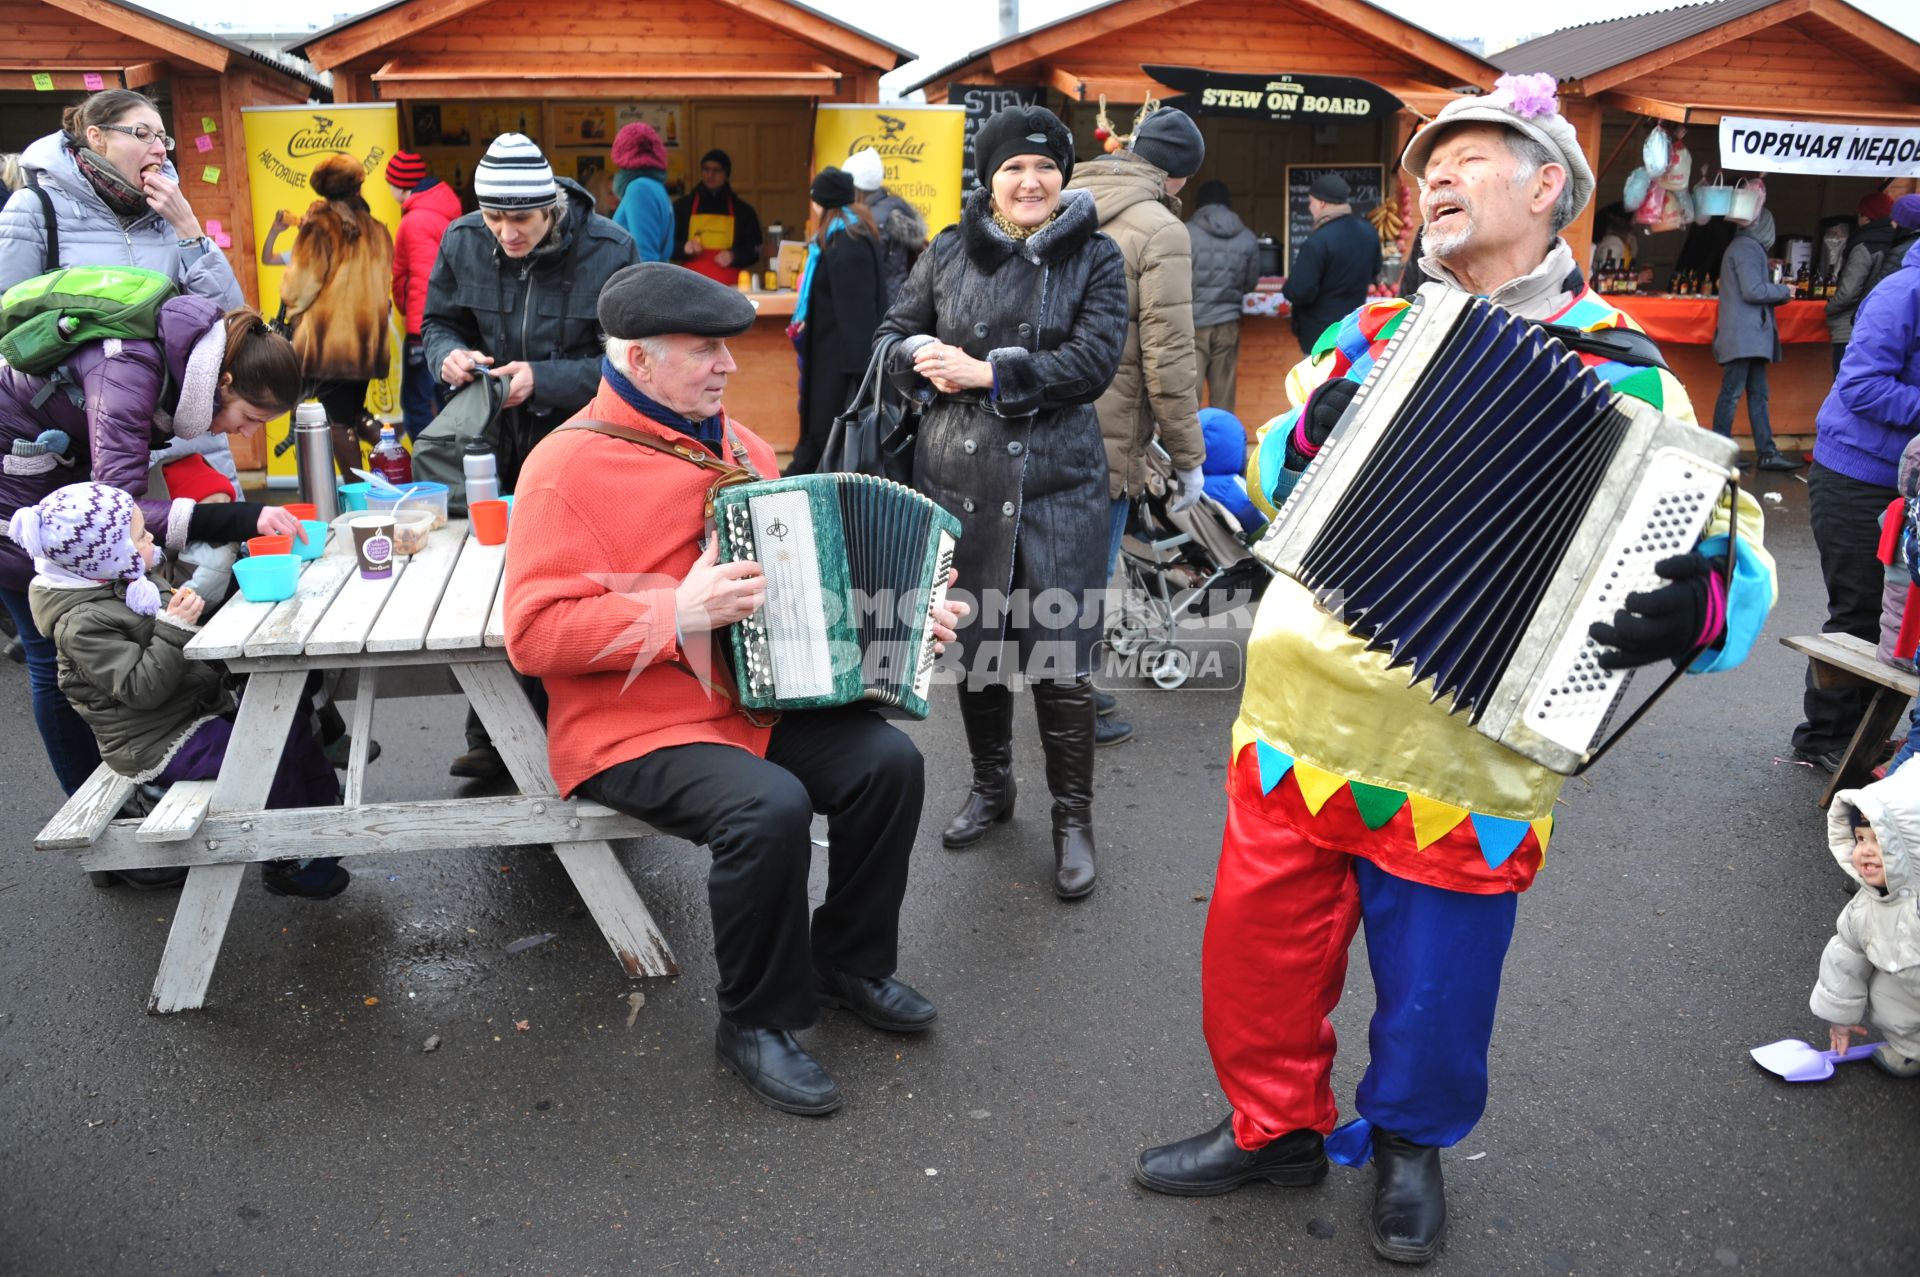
[0,265,177,377]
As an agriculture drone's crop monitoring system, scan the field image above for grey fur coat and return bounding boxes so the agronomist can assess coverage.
[876,185,1127,684]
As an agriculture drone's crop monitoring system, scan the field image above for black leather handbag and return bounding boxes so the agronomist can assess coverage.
[819,336,916,484]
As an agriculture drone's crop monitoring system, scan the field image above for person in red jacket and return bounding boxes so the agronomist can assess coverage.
[386,151,462,439]
[504,263,967,1118]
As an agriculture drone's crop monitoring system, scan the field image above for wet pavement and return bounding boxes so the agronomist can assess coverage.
[2,466,1917,1275]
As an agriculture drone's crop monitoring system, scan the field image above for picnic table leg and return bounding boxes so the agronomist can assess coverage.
[453,661,678,978]
[1821,686,1909,808]
[147,670,307,1014]
[344,667,378,809]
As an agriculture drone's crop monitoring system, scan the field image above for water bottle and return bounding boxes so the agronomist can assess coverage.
[370,425,413,486]
[462,436,498,506]
[292,400,339,522]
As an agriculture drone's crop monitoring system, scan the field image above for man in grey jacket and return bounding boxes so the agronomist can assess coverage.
[1186,181,1260,413]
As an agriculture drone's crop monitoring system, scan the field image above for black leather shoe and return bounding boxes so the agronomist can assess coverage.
[1094,714,1134,747]
[1370,1131,1446,1264]
[105,866,189,891]
[1135,1116,1327,1196]
[1093,688,1118,717]
[814,968,937,1033]
[1757,451,1802,471]
[714,1019,842,1116]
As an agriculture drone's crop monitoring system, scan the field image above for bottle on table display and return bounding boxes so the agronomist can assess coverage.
[462,436,498,506]
[371,425,413,486]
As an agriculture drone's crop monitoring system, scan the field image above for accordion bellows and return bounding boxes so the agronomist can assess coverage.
[1256,286,1738,775]
[716,474,960,719]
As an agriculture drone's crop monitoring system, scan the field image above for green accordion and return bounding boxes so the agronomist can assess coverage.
[714,473,961,719]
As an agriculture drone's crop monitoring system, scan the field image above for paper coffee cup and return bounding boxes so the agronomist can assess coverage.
[350,515,396,580]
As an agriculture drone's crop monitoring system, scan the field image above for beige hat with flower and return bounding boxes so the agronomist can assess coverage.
[1400,73,1595,219]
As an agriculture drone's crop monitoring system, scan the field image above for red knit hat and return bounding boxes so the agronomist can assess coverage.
[162,454,237,504]
[385,151,428,190]
[611,122,667,172]
[1860,191,1895,221]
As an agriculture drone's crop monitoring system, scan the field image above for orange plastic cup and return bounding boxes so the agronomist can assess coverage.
[284,502,318,521]
[247,534,293,557]
[469,499,510,546]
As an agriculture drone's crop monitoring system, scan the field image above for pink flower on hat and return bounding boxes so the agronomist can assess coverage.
[1488,72,1560,120]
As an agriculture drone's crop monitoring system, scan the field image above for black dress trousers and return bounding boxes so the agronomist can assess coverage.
[579,706,924,1029]
[1792,461,1898,754]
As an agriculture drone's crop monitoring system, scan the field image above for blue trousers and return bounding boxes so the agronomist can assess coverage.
[1711,357,1777,456]
[0,584,102,794]
[399,340,447,442]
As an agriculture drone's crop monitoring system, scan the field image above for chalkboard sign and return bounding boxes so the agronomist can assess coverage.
[1284,164,1383,274]
[954,85,1044,194]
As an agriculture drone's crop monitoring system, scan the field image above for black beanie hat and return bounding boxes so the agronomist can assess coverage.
[1130,107,1205,179]
[701,148,732,177]
[810,166,855,210]
[1195,180,1231,208]
[975,105,1075,187]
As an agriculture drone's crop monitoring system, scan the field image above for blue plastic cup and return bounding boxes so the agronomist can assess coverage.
[291,519,328,561]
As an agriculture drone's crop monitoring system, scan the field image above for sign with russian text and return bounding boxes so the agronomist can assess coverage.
[1719,116,1920,177]
[1147,66,1402,125]
[814,104,967,235]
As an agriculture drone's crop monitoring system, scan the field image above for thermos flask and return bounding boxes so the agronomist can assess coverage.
[292,400,339,523]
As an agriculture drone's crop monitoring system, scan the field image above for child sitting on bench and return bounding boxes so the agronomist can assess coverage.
[9,481,346,897]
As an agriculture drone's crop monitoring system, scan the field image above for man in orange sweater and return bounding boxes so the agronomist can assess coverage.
[504,263,963,1117]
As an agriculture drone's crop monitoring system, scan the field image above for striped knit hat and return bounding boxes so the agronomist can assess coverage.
[474,133,557,210]
[7,481,161,616]
[385,150,427,190]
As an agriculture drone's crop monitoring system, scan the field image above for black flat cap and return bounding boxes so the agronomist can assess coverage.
[598,262,757,339]
[1310,173,1351,203]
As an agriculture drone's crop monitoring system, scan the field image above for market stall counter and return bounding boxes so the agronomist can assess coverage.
[1608,296,1834,455]
[726,290,801,454]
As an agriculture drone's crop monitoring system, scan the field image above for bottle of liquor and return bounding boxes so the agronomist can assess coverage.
[1599,255,1616,294]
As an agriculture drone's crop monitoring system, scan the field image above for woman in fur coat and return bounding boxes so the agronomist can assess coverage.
[265,153,395,476]
[875,105,1128,901]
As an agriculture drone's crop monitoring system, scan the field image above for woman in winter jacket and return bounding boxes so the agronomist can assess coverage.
[875,105,1128,901]
[386,152,462,439]
[264,154,395,478]
[784,168,887,475]
[0,90,241,307]
[1185,181,1260,413]
[1810,766,1920,1076]
[0,302,305,794]
[15,481,343,895]
[1825,193,1896,369]
[1711,208,1796,470]
[610,123,675,264]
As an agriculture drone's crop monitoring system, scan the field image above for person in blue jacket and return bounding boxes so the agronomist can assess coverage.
[1197,407,1266,535]
[610,122,674,263]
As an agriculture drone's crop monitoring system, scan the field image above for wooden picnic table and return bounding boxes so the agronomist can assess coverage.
[37,519,677,1013]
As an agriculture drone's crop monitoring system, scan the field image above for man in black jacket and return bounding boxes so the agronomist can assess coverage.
[1284,174,1382,355]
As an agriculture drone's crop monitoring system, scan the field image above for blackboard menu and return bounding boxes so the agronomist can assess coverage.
[1284,164,1383,274]
[954,84,1044,194]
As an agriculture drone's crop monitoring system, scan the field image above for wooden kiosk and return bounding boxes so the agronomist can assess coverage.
[290,0,916,453]
[1495,0,1920,455]
[909,0,1496,433]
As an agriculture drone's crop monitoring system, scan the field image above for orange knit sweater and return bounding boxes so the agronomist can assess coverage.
[503,382,779,796]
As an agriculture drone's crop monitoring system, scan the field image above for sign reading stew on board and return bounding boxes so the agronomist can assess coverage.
[1146,66,1403,124]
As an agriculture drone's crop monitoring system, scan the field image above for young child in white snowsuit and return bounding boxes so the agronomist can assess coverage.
[1810,766,1920,1076]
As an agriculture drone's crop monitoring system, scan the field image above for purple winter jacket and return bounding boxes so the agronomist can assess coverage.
[0,295,226,593]
[1813,236,1920,491]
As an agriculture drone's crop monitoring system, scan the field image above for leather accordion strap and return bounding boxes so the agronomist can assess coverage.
[558,418,758,515]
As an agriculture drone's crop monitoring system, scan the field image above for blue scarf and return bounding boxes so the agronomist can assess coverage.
[791,210,855,330]
[602,357,726,456]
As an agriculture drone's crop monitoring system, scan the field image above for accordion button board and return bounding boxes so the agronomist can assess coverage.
[1254,285,1738,775]
[713,473,961,720]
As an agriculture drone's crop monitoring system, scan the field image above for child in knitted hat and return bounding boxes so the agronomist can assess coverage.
[10,482,348,898]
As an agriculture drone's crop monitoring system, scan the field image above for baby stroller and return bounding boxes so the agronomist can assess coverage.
[1108,442,1272,689]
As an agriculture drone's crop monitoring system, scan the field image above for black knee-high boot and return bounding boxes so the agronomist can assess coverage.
[1030,676,1096,899]
[942,683,1016,848]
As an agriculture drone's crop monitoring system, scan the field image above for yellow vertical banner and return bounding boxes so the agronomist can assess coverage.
[812,105,966,236]
[242,104,404,486]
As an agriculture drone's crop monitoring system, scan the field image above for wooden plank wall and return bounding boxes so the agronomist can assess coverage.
[1627,19,1920,112]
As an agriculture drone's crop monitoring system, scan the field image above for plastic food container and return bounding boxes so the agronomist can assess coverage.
[368,481,450,529]
[291,519,328,561]
[232,553,299,603]
[390,508,435,556]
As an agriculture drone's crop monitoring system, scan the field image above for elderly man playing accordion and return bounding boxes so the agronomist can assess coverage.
[1134,76,1776,1264]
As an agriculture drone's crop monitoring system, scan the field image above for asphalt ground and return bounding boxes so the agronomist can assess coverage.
[2,465,1917,1276]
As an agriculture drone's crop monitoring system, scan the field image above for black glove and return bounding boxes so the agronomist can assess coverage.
[1284,377,1357,470]
[1588,552,1727,670]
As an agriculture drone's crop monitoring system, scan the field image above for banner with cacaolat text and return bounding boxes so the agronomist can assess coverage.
[813,104,966,236]
[243,104,404,486]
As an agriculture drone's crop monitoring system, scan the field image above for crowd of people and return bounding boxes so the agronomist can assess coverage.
[0,78,1916,1267]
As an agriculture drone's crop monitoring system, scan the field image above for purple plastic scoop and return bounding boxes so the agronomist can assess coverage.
[1749,1038,1881,1082]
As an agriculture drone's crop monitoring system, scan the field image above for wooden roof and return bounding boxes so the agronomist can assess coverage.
[0,0,325,95]
[1494,0,1920,124]
[292,0,914,100]
[909,0,1496,114]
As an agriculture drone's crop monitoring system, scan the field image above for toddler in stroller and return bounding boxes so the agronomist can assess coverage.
[1109,424,1272,689]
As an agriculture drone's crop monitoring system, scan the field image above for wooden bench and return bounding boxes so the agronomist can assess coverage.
[1781,632,1919,807]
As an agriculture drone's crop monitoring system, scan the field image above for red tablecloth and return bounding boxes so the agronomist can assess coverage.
[1606,296,1831,346]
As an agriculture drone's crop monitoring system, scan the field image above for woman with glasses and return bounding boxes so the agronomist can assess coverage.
[0,89,242,307]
